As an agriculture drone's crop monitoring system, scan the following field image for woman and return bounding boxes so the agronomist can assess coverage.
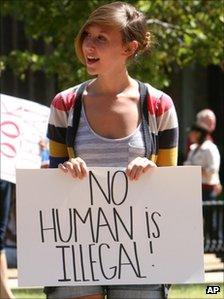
[46,2,178,299]
[184,109,221,201]
[184,109,222,252]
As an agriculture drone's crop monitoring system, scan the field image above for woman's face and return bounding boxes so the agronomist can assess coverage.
[81,24,129,76]
[188,130,201,144]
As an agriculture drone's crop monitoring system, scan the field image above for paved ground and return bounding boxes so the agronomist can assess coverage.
[7,254,224,289]
[203,253,224,283]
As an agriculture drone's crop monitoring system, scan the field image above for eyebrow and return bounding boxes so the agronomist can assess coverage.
[86,30,108,35]
[85,26,111,35]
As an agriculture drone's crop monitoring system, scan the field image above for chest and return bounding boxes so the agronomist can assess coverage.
[82,94,141,139]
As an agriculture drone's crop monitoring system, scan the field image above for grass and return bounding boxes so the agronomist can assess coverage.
[169,283,224,299]
[12,284,224,299]
[12,288,45,299]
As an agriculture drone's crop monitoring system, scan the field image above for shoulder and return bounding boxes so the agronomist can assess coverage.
[189,143,198,151]
[51,83,83,112]
[145,83,175,117]
[202,140,220,153]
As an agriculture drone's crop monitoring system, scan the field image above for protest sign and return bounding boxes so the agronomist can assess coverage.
[16,166,204,286]
[0,94,50,183]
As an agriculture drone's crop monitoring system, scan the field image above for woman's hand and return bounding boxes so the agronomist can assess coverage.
[126,157,157,181]
[58,157,88,179]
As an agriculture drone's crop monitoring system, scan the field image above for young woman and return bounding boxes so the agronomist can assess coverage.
[46,2,178,299]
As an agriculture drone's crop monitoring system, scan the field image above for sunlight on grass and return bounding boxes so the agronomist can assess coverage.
[169,283,224,299]
[13,288,45,299]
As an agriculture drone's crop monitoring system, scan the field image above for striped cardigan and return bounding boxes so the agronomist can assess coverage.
[47,82,178,168]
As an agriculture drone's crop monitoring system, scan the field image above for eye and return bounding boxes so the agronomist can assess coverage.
[97,35,107,42]
[83,30,91,38]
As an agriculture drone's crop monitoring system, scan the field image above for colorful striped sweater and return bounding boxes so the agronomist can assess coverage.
[47,82,178,168]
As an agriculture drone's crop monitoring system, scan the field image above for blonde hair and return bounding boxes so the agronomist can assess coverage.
[75,1,153,64]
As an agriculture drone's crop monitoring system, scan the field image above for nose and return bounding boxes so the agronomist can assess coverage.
[83,35,95,50]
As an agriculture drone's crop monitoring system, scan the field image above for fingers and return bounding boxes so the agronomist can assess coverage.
[79,159,88,178]
[126,164,143,181]
[59,156,155,181]
[126,157,156,181]
[58,163,68,173]
[67,160,80,179]
[58,157,88,180]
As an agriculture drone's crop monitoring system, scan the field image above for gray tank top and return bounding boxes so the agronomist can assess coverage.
[74,106,145,167]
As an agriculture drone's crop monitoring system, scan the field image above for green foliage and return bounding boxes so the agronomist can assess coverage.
[1,0,223,89]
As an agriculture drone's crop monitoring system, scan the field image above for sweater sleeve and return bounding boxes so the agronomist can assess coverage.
[155,93,179,166]
[47,91,75,168]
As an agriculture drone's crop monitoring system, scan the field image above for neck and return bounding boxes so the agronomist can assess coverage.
[91,69,135,95]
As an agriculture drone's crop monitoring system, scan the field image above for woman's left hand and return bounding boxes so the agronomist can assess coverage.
[126,157,157,181]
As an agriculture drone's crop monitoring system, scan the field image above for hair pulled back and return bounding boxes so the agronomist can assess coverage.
[75,1,153,64]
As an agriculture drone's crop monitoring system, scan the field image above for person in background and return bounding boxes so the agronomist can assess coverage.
[39,138,50,168]
[184,109,222,200]
[184,109,222,251]
[0,179,15,299]
[45,2,178,299]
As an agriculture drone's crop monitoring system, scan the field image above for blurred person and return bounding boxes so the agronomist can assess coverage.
[184,109,222,200]
[39,138,49,168]
[0,179,15,299]
[184,109,222,251]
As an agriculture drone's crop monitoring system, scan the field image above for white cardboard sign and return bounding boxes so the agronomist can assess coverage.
[16,166,204,287]
[0,93,50,183]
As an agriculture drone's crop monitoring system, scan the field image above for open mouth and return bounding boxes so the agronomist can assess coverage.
[86,55,100,64]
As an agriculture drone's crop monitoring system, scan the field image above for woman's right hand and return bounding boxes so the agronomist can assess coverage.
[58,157,88,179]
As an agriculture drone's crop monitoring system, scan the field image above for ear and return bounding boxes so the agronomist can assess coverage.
[123,40,139,57]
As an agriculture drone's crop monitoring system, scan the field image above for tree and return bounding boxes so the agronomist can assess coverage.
[1,0,223,89]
